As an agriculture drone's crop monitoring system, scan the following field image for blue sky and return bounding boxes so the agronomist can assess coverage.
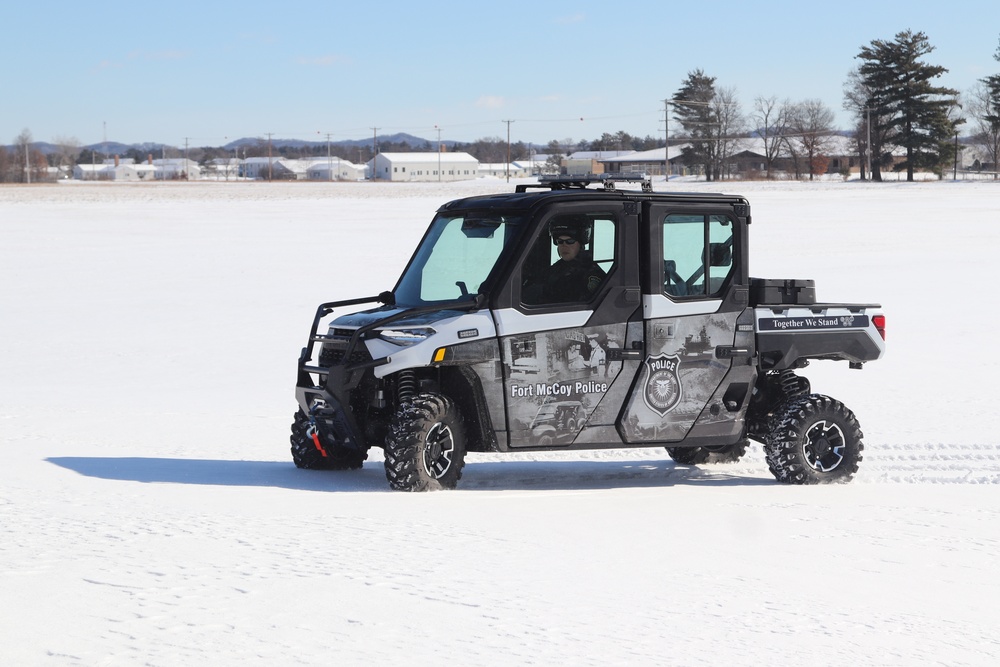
[3,0,998,148]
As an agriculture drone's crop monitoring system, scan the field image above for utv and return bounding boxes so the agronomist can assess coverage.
[291,175,886,491]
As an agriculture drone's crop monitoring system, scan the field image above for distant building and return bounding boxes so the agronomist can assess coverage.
[563,150,635,176]
[369,152,478,182]
[73,157,156,181]
[479,163,530,178]
[205,158,241,180]
[598,146,686,176]
[240,157,280,178]
[152,158,201,180]
[306,158,365,181]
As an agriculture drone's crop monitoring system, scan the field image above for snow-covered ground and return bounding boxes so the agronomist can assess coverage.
[2,178,998,666]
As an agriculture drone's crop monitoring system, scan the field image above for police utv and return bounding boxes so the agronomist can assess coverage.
[292,175,886,491]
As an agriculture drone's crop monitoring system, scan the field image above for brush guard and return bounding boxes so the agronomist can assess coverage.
[295,291,485,451]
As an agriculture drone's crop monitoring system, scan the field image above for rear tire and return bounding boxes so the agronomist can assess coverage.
[764,394,863,484]
[666,439,749,465]
[384,393,467,491]
[290,409,367,471]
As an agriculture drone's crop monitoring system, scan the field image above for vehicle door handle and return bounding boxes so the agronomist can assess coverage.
[607,348,643,361]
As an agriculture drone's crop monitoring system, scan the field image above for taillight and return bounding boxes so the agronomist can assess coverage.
[873,315,886,340]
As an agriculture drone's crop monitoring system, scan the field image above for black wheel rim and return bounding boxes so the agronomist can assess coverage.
[422,422,455,479]
[802,420,845,472]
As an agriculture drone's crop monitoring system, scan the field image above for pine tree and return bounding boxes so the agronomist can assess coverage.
[672,70,718,180]
[854,30,961,181]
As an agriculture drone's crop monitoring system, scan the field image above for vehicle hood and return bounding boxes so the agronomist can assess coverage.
[331,306,469,329]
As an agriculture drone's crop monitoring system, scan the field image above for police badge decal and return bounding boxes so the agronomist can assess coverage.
[642,353,682,416]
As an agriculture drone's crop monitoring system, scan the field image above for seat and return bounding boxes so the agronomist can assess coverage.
[664,260,687,296]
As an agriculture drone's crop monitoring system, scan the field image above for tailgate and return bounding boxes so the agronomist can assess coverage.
[754,304,885,370]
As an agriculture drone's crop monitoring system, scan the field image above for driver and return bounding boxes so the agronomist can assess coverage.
[524,218,606,304]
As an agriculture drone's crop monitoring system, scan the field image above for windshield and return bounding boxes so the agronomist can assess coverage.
[393,212,524,307]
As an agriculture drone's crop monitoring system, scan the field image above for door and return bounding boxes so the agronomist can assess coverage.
[618,204,754,444]
[496,202,642,448]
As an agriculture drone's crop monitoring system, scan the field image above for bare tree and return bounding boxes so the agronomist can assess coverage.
[967,82,1000,176]
[52,135,82,177]
[844,66,879,180]
[966,36,1000,178]
[13,128,34,183]
[0,146,10,183]
[711,87,746,179]
[752,95,792,178]
[789,99,835,180]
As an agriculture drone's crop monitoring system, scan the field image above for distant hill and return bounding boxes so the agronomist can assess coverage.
[3,141,170,156]
[4,133,454,156]
[222,133,449,151]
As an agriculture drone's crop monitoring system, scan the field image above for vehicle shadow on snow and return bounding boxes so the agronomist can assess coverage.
[459,459,774,491]
[47,456,772,492]
[46,457,391,493]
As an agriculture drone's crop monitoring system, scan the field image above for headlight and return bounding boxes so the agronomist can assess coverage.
[377,327,436,346]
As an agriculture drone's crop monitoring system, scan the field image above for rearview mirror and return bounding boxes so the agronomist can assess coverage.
[461,217,502,238]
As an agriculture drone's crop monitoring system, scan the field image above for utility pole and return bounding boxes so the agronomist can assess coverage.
[370,127,379,180]
[25,142,31,184]
[326,132,333,181]
[266,132,273,182]
[503,119,514,182]
[865,107,872,181]
[435,125,442,182]
[954,130,959,181]
[664,98,671,183]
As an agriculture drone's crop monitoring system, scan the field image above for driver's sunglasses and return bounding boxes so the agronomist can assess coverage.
[553,237,578,246]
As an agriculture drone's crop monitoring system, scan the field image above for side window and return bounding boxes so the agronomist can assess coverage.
[662,214,734,298]
[523,213,616,305]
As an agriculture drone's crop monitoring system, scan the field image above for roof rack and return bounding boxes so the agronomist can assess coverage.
[515,173,652,193]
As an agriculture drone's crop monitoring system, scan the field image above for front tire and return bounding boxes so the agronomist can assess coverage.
[384,393,467,491]
[764,394,863,484]
[290,409,367,471]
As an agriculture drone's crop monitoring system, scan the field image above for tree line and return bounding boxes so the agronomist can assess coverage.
[3,30,999,183]
[675,30,998,182]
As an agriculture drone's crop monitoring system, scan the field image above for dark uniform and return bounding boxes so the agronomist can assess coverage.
[532,254,606,303]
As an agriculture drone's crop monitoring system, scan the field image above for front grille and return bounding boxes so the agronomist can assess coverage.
[319,343,373,367]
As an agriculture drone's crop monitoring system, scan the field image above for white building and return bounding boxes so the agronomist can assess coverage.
[241,157,309,180]
[306,158,365,181]
[241,157,275,179]
[206,158,241,180]
[152,158,201,180]
[479,163,531,178]
[273,159,310,180]
[369,152,478,182]
[73,159,156,181]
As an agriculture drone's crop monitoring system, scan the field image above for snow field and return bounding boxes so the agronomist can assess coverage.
[1,179,998,666]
